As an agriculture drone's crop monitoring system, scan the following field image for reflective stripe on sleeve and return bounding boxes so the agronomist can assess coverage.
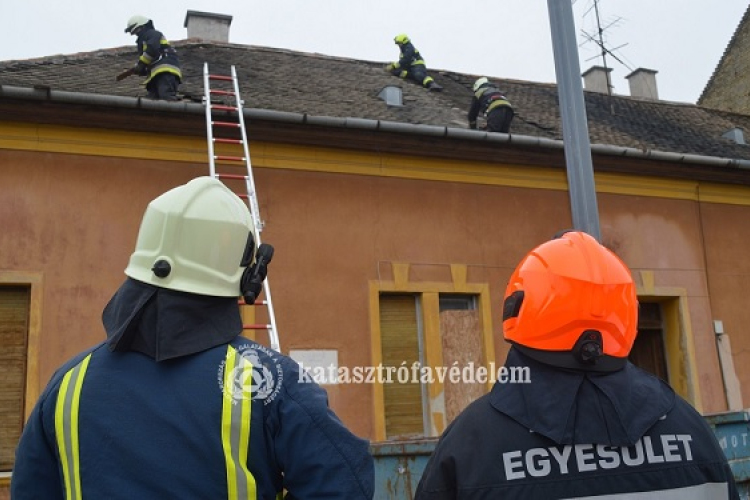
[222,345,257,500]
[565,482,729,499]
[54,353,92,500]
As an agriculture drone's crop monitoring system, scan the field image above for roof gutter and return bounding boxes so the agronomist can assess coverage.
[3,84,750,169]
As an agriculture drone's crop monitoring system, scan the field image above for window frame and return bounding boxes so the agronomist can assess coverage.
[370,262,494,441]
[0,271,43,485]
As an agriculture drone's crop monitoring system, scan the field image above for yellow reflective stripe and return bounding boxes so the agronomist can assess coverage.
[222,346,257,500]
[487,99,511,112]
[55,369,74,499]
[54,354,92,500]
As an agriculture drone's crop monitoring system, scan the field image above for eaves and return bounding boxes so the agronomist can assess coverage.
[2,84,750,186]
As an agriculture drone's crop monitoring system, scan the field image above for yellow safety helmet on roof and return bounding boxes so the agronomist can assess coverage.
[125,177,257,297]
[394,34,410,45]
[125,15,150,34]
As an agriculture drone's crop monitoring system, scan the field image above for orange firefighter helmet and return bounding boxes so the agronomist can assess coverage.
[502,230,638,371]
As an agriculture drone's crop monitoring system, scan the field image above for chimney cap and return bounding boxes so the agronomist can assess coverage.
[581,65,613,78]
[625,68,658,79]
[184,10,233,28]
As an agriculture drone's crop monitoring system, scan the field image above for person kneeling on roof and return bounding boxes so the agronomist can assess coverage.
[386,34,442,91]
[468,77,514,133]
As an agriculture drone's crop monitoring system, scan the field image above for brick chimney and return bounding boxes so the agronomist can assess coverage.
[626,68,659,100]
[582,66,613,94]
[184,10,233,42]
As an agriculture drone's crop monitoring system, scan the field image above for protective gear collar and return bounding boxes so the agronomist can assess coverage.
[125,15,150,33]
[491,347,675,446]
[125,177,257,297]
[103,278,241,362]
[502,231,638,371]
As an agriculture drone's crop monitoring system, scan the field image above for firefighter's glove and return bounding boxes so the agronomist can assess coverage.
[133,61,148,76]
[385,63,395,72]
[399,70,408,79]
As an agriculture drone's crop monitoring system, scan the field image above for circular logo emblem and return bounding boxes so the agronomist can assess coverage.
[218,343,283,404]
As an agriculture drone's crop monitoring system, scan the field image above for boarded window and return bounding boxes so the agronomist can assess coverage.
[440,297,484,423]
[629,302,668,382]
[380,294,424,438]
[0,286,30,471]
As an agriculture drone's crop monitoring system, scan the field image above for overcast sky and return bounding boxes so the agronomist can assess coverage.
[2,0,748,104]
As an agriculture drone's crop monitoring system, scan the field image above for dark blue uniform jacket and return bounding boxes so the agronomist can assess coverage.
[12,279,374,499]
[416,347,738,499]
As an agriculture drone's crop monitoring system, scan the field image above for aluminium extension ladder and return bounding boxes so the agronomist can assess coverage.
[202,62,280,352]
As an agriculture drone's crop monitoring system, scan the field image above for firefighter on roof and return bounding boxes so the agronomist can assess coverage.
[386,34,442,91]
[12,177,375,499]
[118,15,183,101]
[468,77,514,133]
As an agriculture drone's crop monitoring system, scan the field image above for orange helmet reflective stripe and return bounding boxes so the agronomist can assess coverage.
[502,231,637,368]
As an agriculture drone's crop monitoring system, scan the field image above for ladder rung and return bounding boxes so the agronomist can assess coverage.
[213,121,241,128]
[244,324,272,330]
[214,138,243,145]
[209,74,233,81]
[211,104,238,112]
[210,89,236,96]
[214,155,245,162]
[217,173,249,181]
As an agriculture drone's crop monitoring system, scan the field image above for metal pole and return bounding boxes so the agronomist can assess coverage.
[547,0,601,241]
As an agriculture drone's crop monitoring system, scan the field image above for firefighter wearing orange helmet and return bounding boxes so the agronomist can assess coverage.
[416,231,737,499]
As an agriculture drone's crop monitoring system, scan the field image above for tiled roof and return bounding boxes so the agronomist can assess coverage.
[2,40,750,161]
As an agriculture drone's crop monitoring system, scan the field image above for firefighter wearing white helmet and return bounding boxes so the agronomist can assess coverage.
[385,33,442,91]
[125,176,256,297]
[117,15,183,101]
[468,76,514,133]
[12,177,375,499]
[124,15,150,34]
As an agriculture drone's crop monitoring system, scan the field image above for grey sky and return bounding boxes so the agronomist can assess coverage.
[2,1,748,103]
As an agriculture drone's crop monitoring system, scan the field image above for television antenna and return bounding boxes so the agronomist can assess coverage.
[577,0,634,96]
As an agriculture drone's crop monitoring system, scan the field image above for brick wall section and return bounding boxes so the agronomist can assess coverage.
[699,5,750,112]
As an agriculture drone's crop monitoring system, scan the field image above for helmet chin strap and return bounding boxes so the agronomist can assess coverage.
[511,330,627,373]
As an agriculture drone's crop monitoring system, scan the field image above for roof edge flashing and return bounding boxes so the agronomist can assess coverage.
[1,85,749,170]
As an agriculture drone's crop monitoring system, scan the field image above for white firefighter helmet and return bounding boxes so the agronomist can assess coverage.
[124,177,256,297]
[473,77,489,92]
[125,15,150,34]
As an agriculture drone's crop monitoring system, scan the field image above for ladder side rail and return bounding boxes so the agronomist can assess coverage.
[231,66,263,232]
[203,63,217,177]
[230,66,281,352]
[244,168,280,351]
[261,280,280,352]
